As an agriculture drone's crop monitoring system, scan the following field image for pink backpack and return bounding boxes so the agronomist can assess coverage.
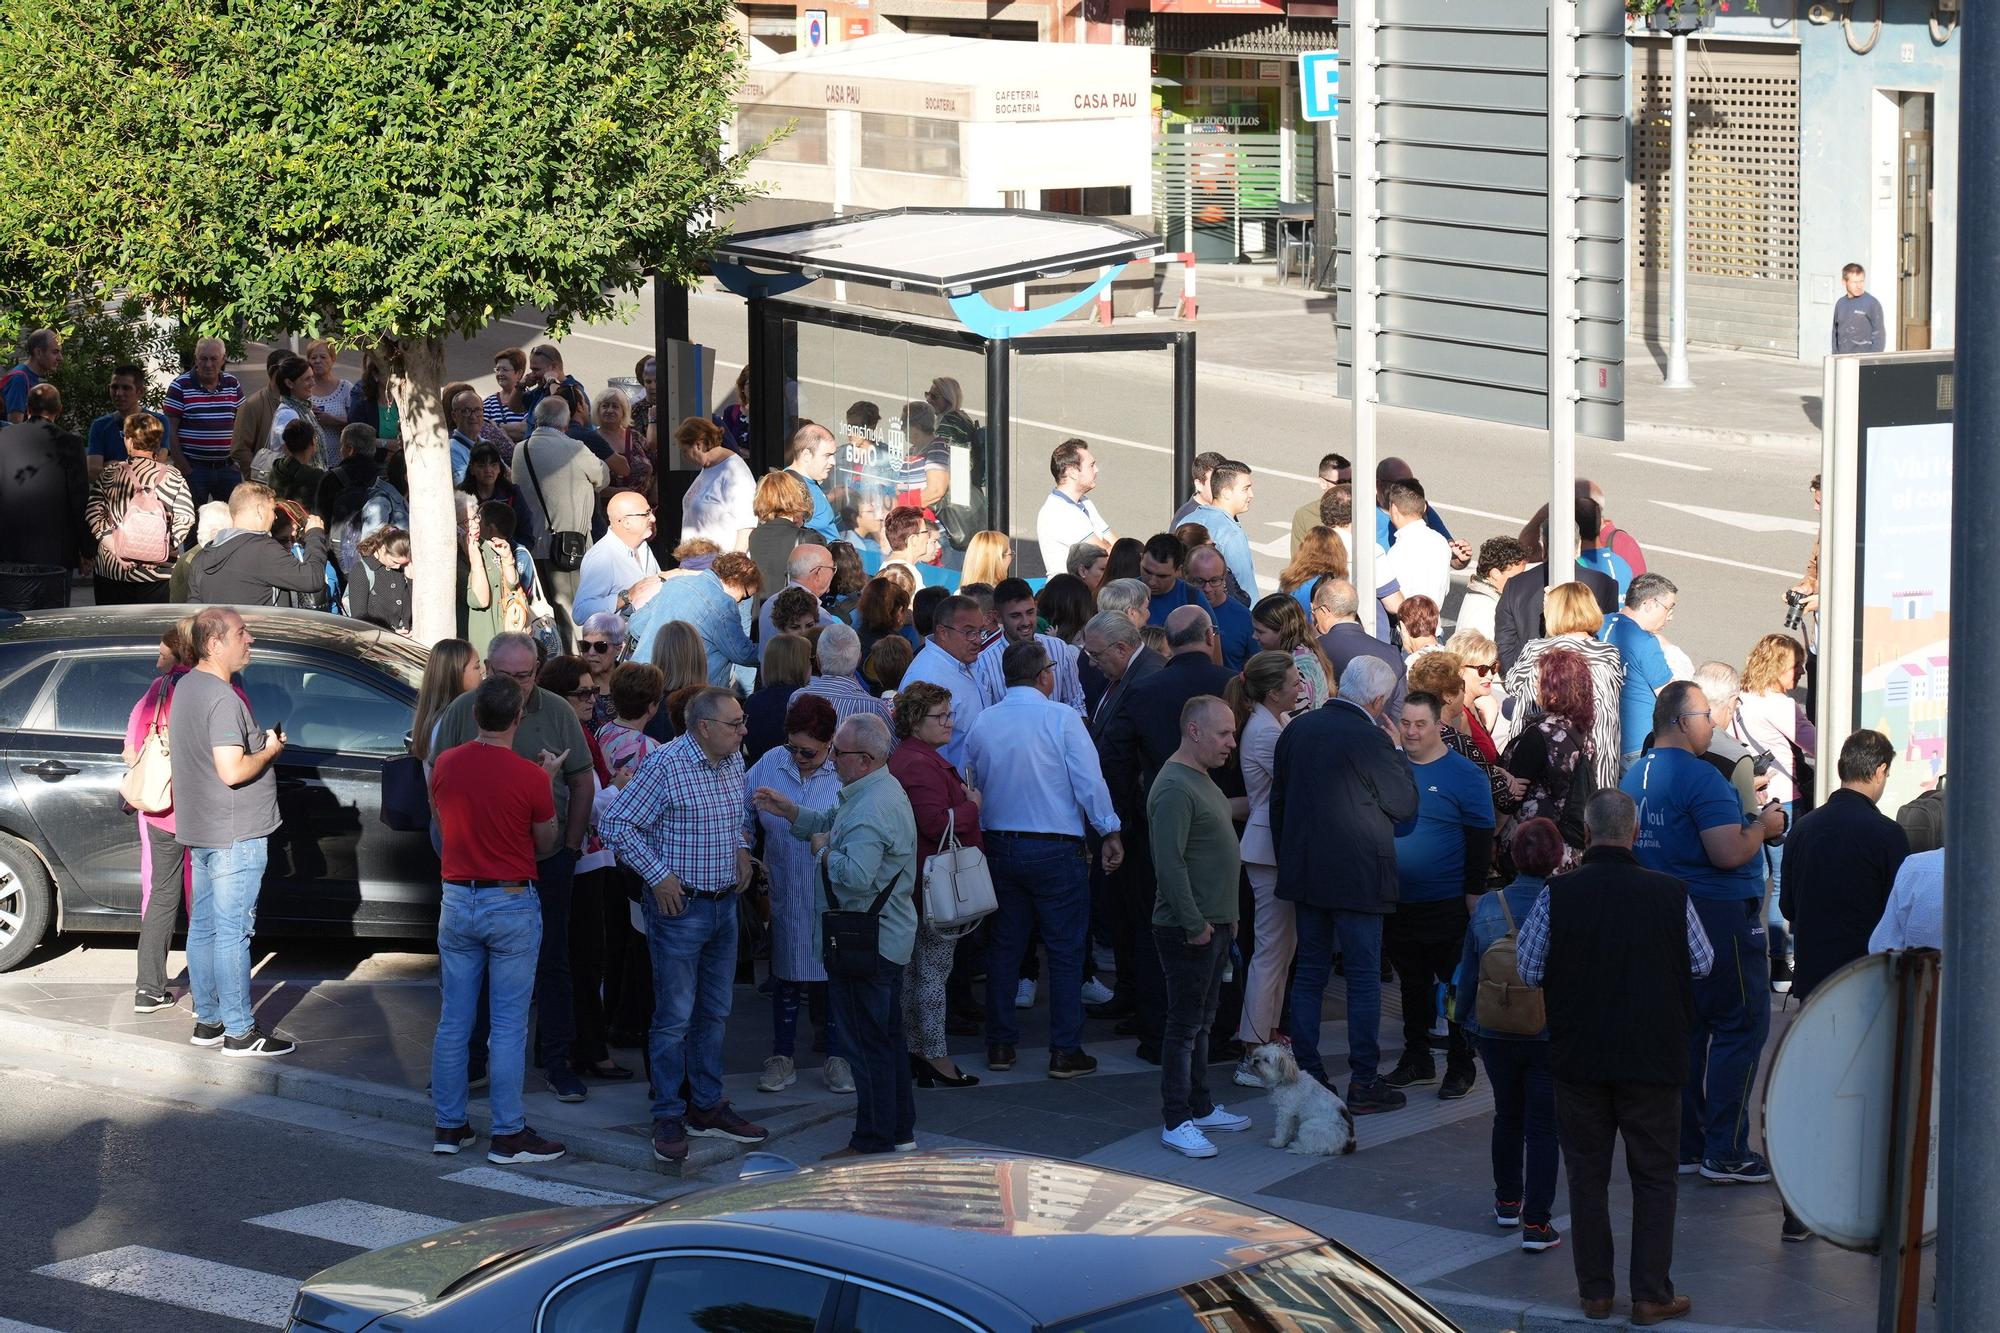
[109,468,172,565]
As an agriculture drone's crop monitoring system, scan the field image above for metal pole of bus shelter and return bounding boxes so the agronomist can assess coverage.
[985,339,1012,539]
[1348,0,1380,635]
[1940,1,2000,1322]
[1173,331,1198,500]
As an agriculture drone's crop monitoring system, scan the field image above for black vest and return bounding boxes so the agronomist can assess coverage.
[1543,847,1696,1086]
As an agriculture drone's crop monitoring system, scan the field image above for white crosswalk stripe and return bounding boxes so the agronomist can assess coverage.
[33,1246,299,1328]
[248,1199,458,1250]
[440,1165,652,1207]
[0,1317,68,1332]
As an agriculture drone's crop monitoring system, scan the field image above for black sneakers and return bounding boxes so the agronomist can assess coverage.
[1382,1059,1436,1089]
[190,1021,226,1047]
[489,1127,566,1164]
[221,1027,297,1058]
[1049,1049,1099,1080]
[134,988,174,1014]
[1781,1211,1814,1243]
[687,1101,770,1144]
[1346,1079,1409,1114]
[1521,1222,1563,1252]
[987,1043,1017,1072]
[1439,1064,1478,1100]
[433,1124,477,1155]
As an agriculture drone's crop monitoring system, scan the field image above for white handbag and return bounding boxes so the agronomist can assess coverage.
[922,810,996,939]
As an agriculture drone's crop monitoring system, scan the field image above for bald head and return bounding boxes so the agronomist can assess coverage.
[788,543,833,596]
[1375,456,1413,506]
[1164,604,1215,657]
[1313,577,1360,622]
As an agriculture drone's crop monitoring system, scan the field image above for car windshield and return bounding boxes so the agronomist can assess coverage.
[352,632,429,691]
[1053,1245,1455,1332]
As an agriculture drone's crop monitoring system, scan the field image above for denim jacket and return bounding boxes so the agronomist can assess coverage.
[628,570,758,688]
[1450,874,1550,1041]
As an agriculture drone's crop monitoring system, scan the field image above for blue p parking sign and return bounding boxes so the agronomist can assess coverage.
[1298,50,1339,122]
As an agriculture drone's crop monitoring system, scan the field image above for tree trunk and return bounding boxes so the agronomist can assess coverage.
[386,335,455,645]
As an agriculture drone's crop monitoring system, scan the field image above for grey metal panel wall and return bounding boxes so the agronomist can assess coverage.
[1335,0,1628,440]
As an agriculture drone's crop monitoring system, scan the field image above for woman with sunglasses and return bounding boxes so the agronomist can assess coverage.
[742,693,852,1095]
[538,655,635,1085]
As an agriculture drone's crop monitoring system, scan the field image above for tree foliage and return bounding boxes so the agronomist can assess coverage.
[0,0,756,636]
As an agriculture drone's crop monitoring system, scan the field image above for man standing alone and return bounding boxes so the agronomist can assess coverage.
[170,608,295,1057]
[1151,696,1254,1158]
[1518,789,1713,1327]
[1831,263,1886,354]
[755,713,919,1156]
[428,677,568,1165]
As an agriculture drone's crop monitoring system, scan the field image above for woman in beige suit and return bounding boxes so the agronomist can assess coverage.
[1226,650,1304,1088]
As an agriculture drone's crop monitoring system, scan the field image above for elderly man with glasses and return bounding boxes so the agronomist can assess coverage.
[601,685,771,1166]
[755,712,920,1156]
[573,490,662,624]
[900,593,988,769]
[756,544,835,662]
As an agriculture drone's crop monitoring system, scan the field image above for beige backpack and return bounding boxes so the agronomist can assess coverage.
[1476,893,1546,1035]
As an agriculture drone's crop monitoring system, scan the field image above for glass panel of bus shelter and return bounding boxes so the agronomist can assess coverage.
[1007,343,1179,580]
[784,320,988,556]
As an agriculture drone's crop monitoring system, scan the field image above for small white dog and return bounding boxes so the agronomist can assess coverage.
[1250,1042,1358,1156]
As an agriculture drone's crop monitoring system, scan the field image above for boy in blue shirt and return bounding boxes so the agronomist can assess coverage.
[1622,681,1787,1182]
[1384,691,1495,1100]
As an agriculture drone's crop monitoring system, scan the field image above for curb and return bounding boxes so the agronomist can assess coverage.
[0,1009,854,1178]
[1414,1287,1791,1333]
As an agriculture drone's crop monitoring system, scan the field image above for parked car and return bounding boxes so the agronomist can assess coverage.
[287,1150,1462,1332]
[0,605,439,972]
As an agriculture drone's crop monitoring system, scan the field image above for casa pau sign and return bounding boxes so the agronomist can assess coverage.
[737,71,1145,123]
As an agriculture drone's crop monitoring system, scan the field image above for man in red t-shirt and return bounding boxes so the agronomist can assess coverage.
[428,677,568,1165]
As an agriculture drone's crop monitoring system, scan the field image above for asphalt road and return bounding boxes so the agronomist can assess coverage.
[0,1059,683,1331]
[420,283,1818,670]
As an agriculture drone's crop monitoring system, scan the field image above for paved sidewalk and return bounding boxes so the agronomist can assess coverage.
[1148,267,1824,449]
[0,954,1928,1332]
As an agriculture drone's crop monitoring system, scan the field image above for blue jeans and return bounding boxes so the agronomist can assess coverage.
[531,848,577,1074]
[186,838,268,1037]
[1289,904,1383,1086]
[772,979,843,1061]
[1683,896,1771,1163]
[827,954,916,1153]
[186,460,243,505]
[1478,1036,1560,1226]
[1762,801,1794,959]
[983,835,1091,1052]
[432,884,543,1137]
[641,892,738,1124]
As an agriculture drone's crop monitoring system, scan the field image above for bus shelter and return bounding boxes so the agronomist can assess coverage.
[711,208,1197,576]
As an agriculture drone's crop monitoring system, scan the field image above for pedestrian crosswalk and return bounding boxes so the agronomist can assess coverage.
[22,1166,665,1330]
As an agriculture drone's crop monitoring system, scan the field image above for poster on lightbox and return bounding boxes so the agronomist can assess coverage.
[1858,420,1951,814]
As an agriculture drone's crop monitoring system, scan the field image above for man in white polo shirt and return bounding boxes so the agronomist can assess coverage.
[1036,438,1114,577]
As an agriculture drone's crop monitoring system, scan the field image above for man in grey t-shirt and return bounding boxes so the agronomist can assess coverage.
[168,608,295,1057]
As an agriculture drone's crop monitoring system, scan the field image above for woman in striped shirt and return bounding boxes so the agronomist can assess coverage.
[484,346,531,446]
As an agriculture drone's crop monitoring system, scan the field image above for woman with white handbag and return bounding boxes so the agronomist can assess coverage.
[886,682,988,1088]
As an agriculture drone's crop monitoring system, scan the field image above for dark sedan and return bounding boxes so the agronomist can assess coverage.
[288,1150,1460,1332]
[0,605,439,971]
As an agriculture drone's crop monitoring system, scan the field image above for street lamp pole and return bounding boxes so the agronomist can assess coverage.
[1662,26,1694,389]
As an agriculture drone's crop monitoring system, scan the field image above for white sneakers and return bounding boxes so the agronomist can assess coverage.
[1193,1106,1252,1133]
[1162,1107,1252,1158]
[823,1057,856,1094]
[1080,977,1116,1007]
[1162,1121,1218,1158]
[758,1055,796,1093]
[1015,978,1037,1009]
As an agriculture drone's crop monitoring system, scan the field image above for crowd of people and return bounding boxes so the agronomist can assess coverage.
[69,330,1950,1327]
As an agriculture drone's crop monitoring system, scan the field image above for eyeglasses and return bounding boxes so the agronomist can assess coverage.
[831,746,875,760]
[923,710,952,724]
[618,510,655,522]
[1677,710,1711,722]
[786,744,826,761]
[579,640,615,653]
[1189,575,1228,590]
[568,686,599,700]
[705,715,749,731]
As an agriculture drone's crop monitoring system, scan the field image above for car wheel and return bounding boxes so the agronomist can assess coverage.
[0,833,54,972]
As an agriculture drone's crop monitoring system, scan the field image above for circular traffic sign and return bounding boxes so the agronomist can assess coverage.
[1763,952,1938,1252]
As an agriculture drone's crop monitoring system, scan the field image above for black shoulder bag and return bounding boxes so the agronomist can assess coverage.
[520,441,587,572]
[820,854,906,979]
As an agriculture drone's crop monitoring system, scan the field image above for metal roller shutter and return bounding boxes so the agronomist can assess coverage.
[1629,40,1800,356]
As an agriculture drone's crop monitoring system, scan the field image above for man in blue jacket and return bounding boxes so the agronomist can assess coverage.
[1271,654,1419,1113]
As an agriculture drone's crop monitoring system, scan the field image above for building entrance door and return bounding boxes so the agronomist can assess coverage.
[1897,92,1934,351]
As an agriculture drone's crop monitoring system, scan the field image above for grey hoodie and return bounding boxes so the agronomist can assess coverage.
[188,525,331,606]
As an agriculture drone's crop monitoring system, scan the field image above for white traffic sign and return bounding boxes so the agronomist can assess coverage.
[1764,952,1939,1252]
[1298,50,1339,122]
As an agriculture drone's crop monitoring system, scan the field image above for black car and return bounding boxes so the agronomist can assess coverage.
[0,605,439,971]
[288,1150,1462,1332]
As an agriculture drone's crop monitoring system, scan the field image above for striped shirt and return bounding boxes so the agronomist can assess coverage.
[483,393,528,433]
[163,371,244,464]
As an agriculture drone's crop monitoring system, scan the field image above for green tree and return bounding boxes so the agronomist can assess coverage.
[0,0,755,639]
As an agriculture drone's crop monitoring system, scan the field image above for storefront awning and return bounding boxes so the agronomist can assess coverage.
[1151,0,1287,13]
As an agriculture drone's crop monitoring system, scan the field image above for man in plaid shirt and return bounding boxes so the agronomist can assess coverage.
[601,686,770,1164]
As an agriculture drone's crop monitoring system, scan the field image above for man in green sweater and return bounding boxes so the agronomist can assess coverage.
[1150,695,1255,1158]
